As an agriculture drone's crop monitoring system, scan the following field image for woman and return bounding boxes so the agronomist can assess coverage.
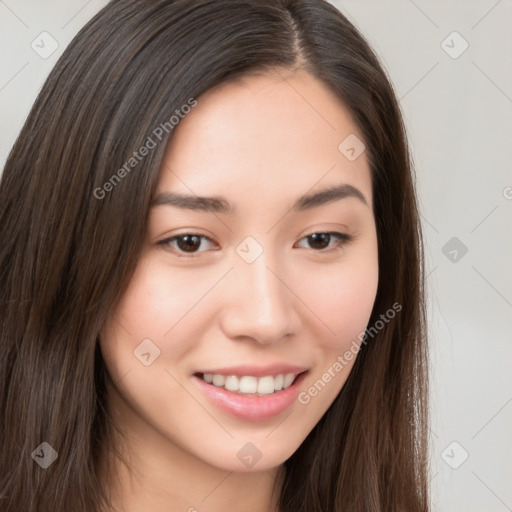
[0,0,430,510]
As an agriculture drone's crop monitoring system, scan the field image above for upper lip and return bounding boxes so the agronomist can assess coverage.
[194,364,309,378]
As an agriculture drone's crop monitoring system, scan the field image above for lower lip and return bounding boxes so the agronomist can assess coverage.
[192,371,309,422]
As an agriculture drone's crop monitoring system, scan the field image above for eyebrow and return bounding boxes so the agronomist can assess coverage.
[151,183,368,214]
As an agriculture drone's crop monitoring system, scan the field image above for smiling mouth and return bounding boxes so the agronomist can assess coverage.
[193,371,308,396]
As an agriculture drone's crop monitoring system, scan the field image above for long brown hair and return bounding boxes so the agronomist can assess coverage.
[0,1,429,510]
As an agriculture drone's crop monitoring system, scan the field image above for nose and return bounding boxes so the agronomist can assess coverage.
[219,249,300,345]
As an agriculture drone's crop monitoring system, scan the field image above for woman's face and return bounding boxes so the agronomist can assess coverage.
[99,68,378,473]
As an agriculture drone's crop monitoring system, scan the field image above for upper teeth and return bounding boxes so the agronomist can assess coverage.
[201,373,299,395]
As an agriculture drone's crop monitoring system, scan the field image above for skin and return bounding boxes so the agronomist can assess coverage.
[98,67,379,512]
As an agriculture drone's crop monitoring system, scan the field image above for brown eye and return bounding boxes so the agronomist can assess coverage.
[175,235,201,252]
[306,233,330,250]
[295,232,352,251]
[158,234,216,257]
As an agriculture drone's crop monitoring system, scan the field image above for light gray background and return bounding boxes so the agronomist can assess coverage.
[1,1,511,511]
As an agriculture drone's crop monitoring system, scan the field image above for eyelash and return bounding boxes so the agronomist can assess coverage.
[157,231,353,258]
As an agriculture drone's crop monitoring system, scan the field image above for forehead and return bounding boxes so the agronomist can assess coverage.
[156,68,372,212]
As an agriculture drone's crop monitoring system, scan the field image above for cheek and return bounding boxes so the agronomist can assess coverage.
[105,257,218,347]
[294,241,379,352]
